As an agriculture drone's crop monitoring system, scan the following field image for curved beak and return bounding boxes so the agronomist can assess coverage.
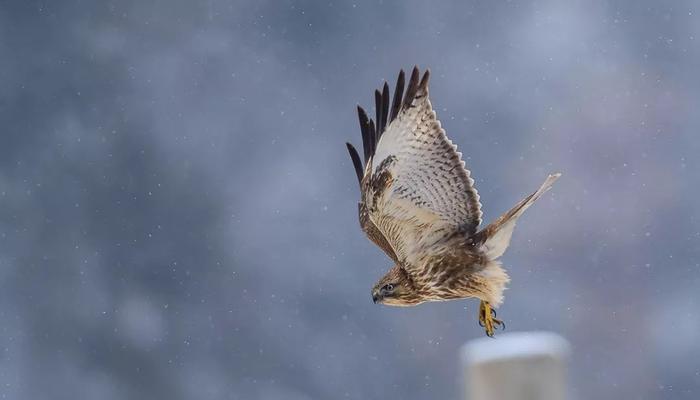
[372,292,380,304]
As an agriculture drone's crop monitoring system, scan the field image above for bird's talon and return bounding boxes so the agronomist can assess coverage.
[478,301,504,337]
[493,317,505,331]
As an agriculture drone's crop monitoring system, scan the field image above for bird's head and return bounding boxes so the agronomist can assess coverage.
[371,265,421,306]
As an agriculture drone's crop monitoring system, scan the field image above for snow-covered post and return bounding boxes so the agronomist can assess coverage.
[461,331,570,400]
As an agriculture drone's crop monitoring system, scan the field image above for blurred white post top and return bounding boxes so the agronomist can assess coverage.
[461,331,571,400]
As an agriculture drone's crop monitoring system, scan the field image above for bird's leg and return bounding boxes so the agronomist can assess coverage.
[478,300,505,337]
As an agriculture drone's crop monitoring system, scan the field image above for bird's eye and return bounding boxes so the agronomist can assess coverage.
[384,284,394,292]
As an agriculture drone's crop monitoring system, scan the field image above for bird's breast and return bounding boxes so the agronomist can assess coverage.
[409,251,485,301]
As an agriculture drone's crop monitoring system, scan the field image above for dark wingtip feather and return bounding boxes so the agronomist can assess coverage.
[346,142,364,185]
[379,82,390,139]
[403,66,421,109]
[418,68,430,91]
[389,69,405,122]
[368,119,376,160]
[357,106,371,163]
[374,89,382,147]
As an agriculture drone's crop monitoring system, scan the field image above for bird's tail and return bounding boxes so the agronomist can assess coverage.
[475,173,561,259]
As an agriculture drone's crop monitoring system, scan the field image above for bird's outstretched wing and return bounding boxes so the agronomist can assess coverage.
[346,66,482,269]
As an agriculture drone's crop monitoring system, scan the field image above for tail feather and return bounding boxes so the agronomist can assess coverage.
[476,173,561,259]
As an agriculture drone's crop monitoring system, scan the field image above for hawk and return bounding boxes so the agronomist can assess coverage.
[345,66,560,337]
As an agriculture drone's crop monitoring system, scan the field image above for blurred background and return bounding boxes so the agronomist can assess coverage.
[1,1,699,399]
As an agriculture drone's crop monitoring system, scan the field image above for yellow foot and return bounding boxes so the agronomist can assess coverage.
[478,301,505,338]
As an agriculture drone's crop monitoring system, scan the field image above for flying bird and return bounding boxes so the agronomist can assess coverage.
[345,66,560,337]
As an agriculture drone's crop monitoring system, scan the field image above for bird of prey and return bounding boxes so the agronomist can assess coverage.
[345,66,560,337]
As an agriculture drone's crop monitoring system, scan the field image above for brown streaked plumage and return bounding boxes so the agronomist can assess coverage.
[346,66,561,337]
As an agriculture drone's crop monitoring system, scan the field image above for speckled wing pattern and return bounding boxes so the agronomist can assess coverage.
[346,67,482,269]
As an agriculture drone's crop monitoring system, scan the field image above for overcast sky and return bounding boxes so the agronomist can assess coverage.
[1,1,699,399]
